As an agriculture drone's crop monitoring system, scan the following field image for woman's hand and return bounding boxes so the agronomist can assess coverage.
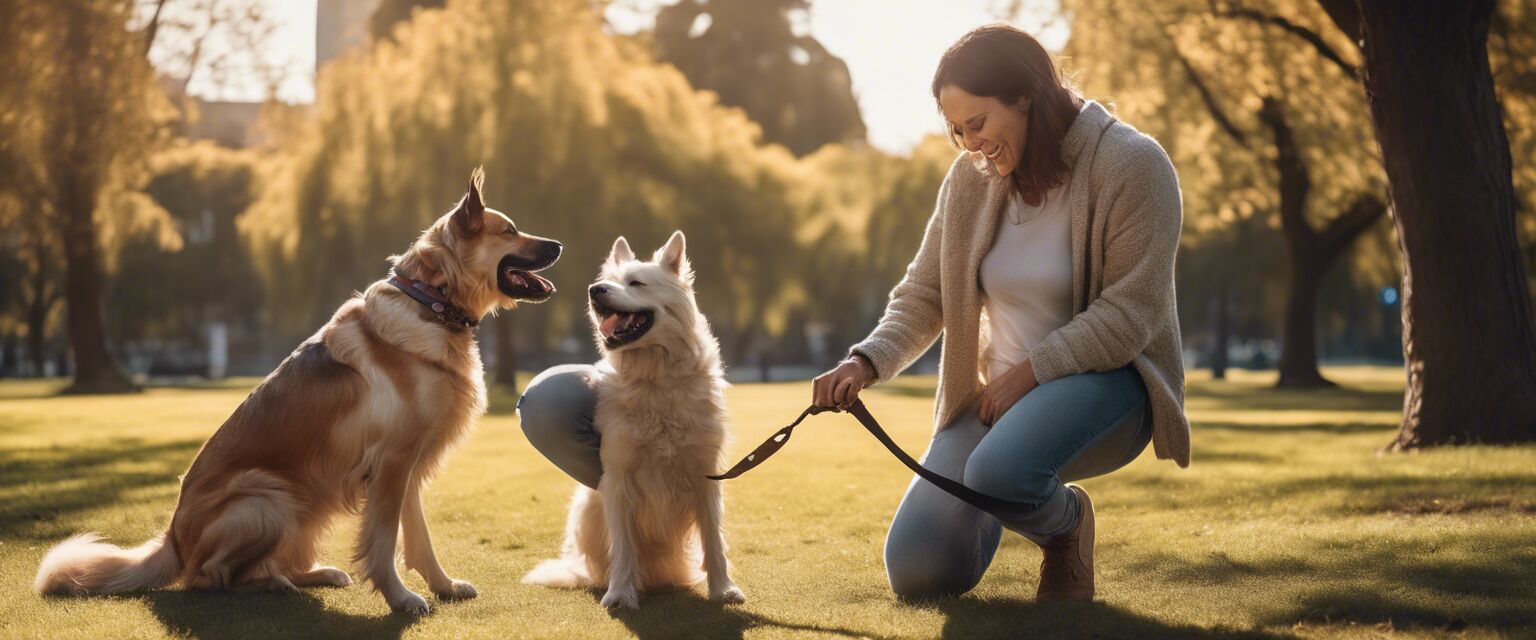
[979,359,1038,426]
[812,355,874,409]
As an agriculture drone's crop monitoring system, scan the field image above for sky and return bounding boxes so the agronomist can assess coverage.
[172,0,1067,154]
[806,1,1068,151]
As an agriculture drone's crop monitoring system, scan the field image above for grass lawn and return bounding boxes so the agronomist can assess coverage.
[0,366,1532,639]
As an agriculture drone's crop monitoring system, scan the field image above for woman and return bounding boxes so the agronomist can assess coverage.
[811,24,1188,601]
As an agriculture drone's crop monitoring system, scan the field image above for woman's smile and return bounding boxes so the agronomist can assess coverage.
[982,144,1006,175]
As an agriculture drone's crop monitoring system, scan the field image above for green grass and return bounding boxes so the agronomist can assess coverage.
[0,366,1532,639]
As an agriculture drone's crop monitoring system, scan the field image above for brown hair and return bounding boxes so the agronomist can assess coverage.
[932,24,1080,206]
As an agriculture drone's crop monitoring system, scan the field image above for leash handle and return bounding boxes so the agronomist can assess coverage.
[710,399,1037,518]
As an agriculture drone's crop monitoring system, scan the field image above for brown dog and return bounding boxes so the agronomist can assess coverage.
[34,168,560,614]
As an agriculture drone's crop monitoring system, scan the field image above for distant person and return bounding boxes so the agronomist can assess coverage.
[811,24,1188,601]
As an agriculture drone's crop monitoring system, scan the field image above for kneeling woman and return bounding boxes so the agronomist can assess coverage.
[811,24,1189,601]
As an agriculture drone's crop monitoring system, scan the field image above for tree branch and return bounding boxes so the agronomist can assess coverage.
[1168,40,1249,146]
[1257,96,1317,243]
[1320,194,1388,255]
[1219,8,1358,78]
[143,0,169,54]
[1314,0,1362,50]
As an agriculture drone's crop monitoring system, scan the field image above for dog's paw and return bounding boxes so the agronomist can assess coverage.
[389,591,432,615]
[711,584,747,605]
[434,579,478,601]
[600,587,640,610]
[313,567,352,587]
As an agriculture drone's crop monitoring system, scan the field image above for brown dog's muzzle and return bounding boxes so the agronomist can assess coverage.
[499,236,562,302]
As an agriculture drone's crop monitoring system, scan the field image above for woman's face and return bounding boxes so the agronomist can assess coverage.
[938,84,1029,178]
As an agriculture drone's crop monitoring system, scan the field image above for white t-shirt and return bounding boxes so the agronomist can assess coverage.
[979,183,1073,382]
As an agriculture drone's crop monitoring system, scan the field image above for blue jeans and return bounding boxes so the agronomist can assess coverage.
[516,364,607,489]
[884,366,1150,599]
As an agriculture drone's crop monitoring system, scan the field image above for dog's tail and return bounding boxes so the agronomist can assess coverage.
[521,556,592,589]
[524,486,601,589]
[35,532,180,595]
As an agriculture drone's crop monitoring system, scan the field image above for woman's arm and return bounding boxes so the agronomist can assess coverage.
[1029,136,1182,384]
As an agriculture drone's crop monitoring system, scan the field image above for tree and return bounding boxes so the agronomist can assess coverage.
[652,0,866,156]
[787,135,952,365]
[0,1,176,392]
[2,0,281,389]
[1064,0,1392,388]
[1316,0,1536,447]
[111,142,261,373]
[370,0,444,40]
[53,1,165,393]
[245,0,805,385]
[0,197,64,377]
[1177,209,1285,378]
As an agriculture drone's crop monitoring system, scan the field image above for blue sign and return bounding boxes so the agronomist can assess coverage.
[1381,287,1399,306]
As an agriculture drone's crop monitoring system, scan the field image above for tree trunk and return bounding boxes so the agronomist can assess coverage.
[26,296,50,377]
[2,335,17,378]
[494,313,519,391]
[1277,260,1332,387]
[1262,97,1333,388]
[52,3,137,395]
[59,182,138,394]
[1351,0,1536,447]
[1260,98,1388,388]
[1212,275,1229,380]
[25,253,52,377]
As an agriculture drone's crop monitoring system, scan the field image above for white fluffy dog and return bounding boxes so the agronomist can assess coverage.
[523,231,744,609]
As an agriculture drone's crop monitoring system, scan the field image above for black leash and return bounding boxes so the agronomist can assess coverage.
[709,399,1036,518]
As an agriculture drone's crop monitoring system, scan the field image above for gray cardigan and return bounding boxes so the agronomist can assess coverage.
[851,100,1190,467]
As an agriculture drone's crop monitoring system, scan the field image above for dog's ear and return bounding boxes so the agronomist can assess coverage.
[654,230,689,278]
[451,166,486,236]
[607,236,635,266]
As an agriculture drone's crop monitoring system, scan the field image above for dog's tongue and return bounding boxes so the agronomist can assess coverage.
[600,313,623,339]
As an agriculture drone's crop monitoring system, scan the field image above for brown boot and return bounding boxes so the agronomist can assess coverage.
[1036,484,1095,601]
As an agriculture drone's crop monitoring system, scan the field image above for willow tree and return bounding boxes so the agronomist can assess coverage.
[1064,0,1391,387]
[244,0,804,384]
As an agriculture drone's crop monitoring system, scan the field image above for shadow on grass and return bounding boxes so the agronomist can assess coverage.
[605,590,894,640]
[1124,543,1536,634]
[602,590,1292,640]
[1269,473,1536,514]
[0,378,256,401]
[138,589,420,640]
[1185,449,1283,464]
[0,437,200,540]
[925,597,1291,639]
[1196,421,1394,435]
[1186,385,1402,414]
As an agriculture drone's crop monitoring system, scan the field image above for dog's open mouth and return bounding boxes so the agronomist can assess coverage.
[498,255,555,302]
[592,299,654,348]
